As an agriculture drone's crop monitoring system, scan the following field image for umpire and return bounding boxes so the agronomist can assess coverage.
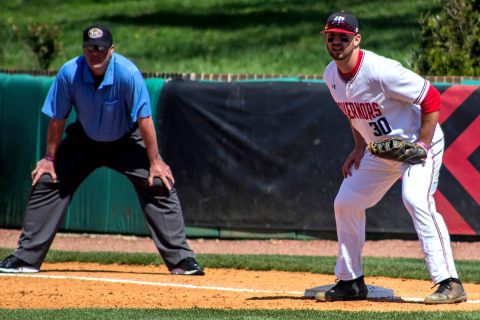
[0,24,204,275]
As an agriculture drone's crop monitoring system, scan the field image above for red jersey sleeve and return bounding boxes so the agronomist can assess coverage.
[420,84,440,113]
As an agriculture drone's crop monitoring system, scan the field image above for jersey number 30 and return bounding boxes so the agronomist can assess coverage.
[368,117,392,136]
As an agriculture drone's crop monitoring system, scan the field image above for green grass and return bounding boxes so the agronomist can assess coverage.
[0,309,478,320]
[1,247,478,284]
[0,0,442,74]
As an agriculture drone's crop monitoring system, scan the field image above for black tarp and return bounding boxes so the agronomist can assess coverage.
[158,80,412,233]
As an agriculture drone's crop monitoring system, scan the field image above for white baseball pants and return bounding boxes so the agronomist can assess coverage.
[333,137,458,284]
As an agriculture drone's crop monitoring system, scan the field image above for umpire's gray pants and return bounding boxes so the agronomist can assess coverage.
[13,122,194,270]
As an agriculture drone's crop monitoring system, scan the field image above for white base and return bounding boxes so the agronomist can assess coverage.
[304,284,394,299]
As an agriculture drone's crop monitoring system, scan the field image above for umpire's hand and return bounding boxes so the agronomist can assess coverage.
[31,157,57,186]
[148,158,174,190]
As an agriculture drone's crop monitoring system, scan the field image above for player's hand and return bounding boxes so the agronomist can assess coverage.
[342,146,365,178]
[149,158,175,190]
[31,158,57,186]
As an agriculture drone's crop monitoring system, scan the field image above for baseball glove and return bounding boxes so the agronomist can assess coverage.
[367,137,427,164]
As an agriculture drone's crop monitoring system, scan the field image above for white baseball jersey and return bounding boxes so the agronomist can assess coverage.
[323,49,441,144]
[323,50,459,286]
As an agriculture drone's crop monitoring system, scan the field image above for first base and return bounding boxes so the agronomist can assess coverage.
[304,284,394,299]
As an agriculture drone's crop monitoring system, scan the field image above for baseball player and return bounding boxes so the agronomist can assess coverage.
[315,11,467,304]
[0,24,204,276]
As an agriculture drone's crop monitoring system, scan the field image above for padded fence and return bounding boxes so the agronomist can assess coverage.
[0,73,478,238]
[0,74,166,235]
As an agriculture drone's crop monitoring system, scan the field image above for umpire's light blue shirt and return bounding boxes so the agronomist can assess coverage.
[42,53,151,142]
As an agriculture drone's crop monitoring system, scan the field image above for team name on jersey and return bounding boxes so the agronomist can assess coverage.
[336,101,382,120]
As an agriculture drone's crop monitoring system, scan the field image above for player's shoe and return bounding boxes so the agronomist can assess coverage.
[170,257,205,276]
[315,275,368,301]
[424,278,467,304]
[0,255,39,273]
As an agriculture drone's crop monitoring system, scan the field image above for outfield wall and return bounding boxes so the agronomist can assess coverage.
[0,73,478,238]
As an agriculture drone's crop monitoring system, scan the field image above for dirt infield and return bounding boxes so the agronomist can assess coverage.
[1,262,479,311]
[0,229,479,311]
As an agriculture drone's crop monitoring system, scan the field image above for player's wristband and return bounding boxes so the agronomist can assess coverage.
[44,155,55,162]
[416,141,430,151]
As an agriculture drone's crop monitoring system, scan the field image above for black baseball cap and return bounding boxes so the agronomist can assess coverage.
[322,11,359,35]
[82,24,113,48]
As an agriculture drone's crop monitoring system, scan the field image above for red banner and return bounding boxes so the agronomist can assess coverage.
[436,86,479,235]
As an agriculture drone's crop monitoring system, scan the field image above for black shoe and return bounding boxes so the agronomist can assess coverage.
[170,257,205,275]
[316,275,368,301]
[0,255,39,273]
[424,278,467,304]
